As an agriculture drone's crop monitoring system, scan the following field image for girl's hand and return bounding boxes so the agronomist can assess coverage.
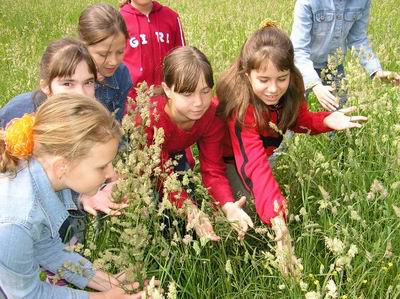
[375,70,400,86]
[271,215,301,277]
[323,106,368,130]
[312,83,339,111]
[221,197,254,240]
[186,202,220,241]
[80,181,128,216]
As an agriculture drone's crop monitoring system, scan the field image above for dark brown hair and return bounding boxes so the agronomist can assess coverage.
[160,46,214,94]
[33,38,97,108]
[217,26,303,132]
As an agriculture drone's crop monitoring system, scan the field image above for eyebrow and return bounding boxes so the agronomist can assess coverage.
[258,73,289,79]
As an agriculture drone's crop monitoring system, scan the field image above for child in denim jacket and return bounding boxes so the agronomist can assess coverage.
[291,0,399,111]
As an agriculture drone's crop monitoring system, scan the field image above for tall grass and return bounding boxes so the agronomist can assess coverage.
[1,1,399,298]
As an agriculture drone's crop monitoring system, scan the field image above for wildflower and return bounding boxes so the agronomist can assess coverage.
[305,291,321,299]
[225,259,233,275]
[325,237,345,256]
[392,205,400,218]
[347,244,358,258]
[318,186,331,201]
[299,280,309,291]
[325,279,338,298]
[278,284,286,290]
[167,281,177,299]
[350,210,361,221]
[182,234,193,245]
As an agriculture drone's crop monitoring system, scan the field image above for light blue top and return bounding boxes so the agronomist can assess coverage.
[290,0,382,89]
[0,159,94,299]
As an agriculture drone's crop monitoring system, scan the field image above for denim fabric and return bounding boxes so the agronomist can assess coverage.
[0,92,36,128]
[0,159,94,298]
[291,0,382,89]
[95,63,133,122]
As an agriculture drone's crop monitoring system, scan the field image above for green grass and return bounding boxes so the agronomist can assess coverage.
[1,1,400,298]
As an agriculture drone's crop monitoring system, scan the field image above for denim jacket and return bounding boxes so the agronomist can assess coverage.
[0,159,94,299]
[95,63,133,122]
[290,0,382,89]
[0,92,37,128]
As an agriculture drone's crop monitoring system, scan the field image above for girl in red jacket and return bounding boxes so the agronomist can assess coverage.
[217,21,367,275]
[143,46,254,241]
[120,0,185,99]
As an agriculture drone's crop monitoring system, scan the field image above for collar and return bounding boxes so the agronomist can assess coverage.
[97,71,120,90]
[28,159,78,238]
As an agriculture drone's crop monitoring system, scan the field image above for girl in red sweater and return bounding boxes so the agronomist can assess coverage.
[144,46,254,241]
[217,21,367,275]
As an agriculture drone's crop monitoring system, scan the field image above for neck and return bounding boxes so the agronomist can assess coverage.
[164,102,195,130]
[35,155,64,192]
[131,2,153,15]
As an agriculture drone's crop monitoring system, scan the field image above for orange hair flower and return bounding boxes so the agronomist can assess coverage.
[259,19,280,30]
[5,114,35,158]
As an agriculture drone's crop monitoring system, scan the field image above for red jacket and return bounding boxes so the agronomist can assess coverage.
[226,100,331,225]
[120,2,185,99]
[145,96,234,208]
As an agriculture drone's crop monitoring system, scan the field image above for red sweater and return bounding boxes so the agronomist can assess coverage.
[146,96,234,207]
[120,2,185,99]
[226,100,331,225]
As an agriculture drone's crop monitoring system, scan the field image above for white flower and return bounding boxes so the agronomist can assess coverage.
[325,279,338,298]
[305,291,321,299]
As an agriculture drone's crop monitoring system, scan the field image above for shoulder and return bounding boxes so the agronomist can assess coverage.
[0,92,35,127]
[0,166,36,227]
[154,2,180,18]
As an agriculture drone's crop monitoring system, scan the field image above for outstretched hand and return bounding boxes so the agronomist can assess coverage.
[375,70,400,86]
[81,181,128,216]
[222,197,254,240]
[323,106,368,130]
[186,202,220,241]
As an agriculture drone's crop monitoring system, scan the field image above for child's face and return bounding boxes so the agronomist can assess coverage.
[87,32,126,81]
[164,75,212,126]
[46,61,95,98]
[247,60,290,106]
[61,138,119,196]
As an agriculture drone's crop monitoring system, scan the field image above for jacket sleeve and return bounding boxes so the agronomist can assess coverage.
[291,100,332,134]
[198,116,235,206]
[227,112,286,225]
[115,64,133,121]
[346,0,382,76]
[290,0,322,89]
[0,224,90,299]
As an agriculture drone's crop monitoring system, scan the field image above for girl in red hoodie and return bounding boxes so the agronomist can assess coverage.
[120,0,185,99]
[217,21,367,275]
[143,46,254,241]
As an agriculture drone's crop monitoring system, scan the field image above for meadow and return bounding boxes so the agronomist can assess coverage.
[1,0,399,298]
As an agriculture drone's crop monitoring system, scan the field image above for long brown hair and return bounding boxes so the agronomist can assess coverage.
[156,46,214,95]
[0,94,121,174]
[78,3,129,46]
[217,25,303,132]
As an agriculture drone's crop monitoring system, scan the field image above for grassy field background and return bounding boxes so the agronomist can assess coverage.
[1,1,399,298]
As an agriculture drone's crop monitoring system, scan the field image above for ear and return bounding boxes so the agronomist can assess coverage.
[161,82,172,99]
[39,79,51,96]
[52,156,69,180]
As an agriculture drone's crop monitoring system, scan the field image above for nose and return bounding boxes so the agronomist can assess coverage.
[104,163,116,180]
[268,81,278,93]
[192,94,203,107]
[73,84,86,96]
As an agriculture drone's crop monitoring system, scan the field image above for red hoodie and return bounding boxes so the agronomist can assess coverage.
[225,99,331,225]
[145,95,235,208]
[120,2,185,99]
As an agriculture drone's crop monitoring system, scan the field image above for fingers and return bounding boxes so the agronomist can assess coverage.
[236,196,247,208]
[84,205,98,216]
[337,106,356,114]
[349,115,368,122]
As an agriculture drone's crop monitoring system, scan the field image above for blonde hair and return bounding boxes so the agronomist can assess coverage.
[0,94,121,174]
[78,3,129,46]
